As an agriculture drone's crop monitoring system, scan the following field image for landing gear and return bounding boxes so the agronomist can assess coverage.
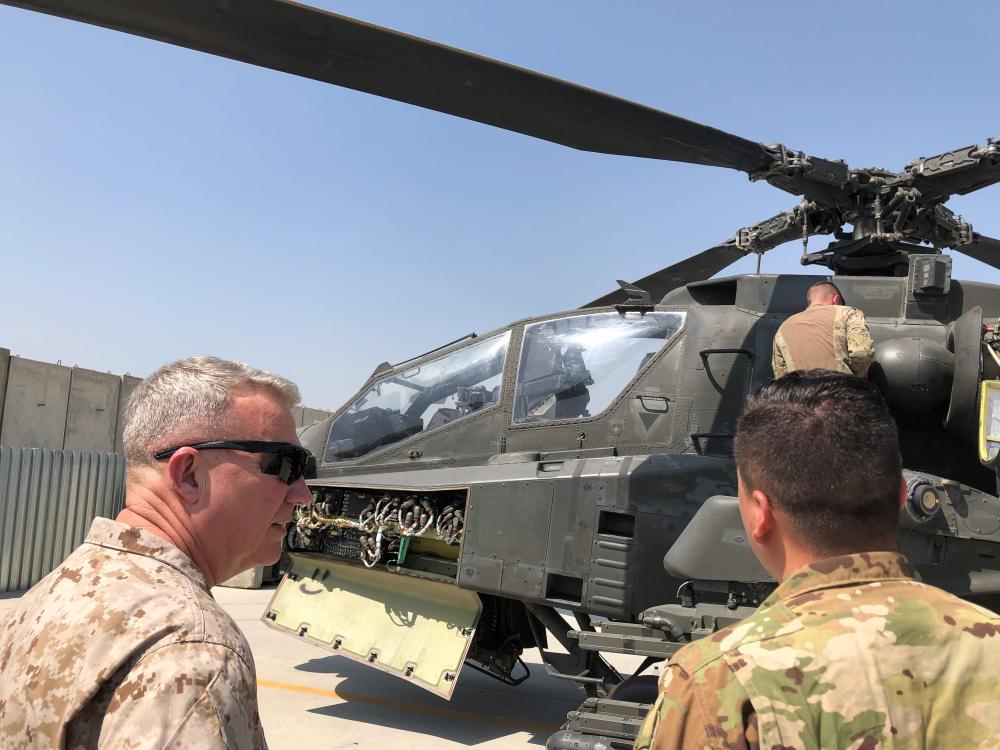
[524,604,622,698]
[544,599,759,749]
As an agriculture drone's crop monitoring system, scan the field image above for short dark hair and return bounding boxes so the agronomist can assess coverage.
[734,370,902,555]
[806,280,843,303]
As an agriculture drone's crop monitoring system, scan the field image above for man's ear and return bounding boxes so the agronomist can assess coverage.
[166,449,201,505]
[898,476,908,510]
[747,489,777,545]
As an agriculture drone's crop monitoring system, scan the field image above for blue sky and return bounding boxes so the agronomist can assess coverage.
[2,1,999,409]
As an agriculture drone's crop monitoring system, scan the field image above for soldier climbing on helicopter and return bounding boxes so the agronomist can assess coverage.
[771,281,875,378]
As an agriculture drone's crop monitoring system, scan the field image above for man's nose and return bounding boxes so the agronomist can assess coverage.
[286,477,313,505]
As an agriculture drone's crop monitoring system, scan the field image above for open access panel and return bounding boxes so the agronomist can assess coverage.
[262,485,481,699]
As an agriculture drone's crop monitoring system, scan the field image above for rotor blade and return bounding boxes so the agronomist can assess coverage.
[955,233,1000,272]
[582,202,839,307]
[3,0,772,172]
[904,141,1000,204]
[583,242,746,308]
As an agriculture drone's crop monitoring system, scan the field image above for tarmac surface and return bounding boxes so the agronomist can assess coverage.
[1,585,650,750]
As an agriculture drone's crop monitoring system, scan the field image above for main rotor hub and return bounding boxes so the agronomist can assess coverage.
[742,140,1000,275]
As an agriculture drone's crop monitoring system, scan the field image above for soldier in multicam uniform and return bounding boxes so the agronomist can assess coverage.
[0,357,313,748]
[771,281,875,378]
[635,370,1000,750]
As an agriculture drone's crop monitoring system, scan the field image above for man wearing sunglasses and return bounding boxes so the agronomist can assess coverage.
[0,356,313,749]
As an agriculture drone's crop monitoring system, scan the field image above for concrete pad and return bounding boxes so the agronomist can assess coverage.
[215,586,651,749]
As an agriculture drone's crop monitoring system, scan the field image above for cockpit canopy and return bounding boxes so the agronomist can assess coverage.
[325,332,511,461]
[514,312,685,423]
[324,311,686,463]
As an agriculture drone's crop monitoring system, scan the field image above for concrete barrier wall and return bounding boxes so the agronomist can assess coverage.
[0,349,10,424]
[114,376,143,454]
[0,348,332,451]
[1,358,72,449]
[65,368,121,453]
[0,354,128,451]
[291,405,333,429]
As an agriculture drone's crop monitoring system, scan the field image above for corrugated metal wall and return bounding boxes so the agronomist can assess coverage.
[0,447,126,593]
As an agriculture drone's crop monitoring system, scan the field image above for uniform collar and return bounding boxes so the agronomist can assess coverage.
[84,517,208,590]
[764,551,919,607]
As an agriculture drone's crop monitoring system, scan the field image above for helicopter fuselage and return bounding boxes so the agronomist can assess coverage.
[267,267,1000,701]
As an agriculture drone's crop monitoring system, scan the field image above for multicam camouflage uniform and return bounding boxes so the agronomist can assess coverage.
[771,304,875,378]
[634,551,1000,749]
[0,518,267,749]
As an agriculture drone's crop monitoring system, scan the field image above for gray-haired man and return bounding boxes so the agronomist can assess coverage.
[0,356,313,748]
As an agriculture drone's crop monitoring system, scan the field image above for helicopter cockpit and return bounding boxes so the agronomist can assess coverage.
[514,312,685,422]
[320,310,687,465]
[324,332,511,461]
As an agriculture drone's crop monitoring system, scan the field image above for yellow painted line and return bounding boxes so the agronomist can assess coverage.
[257,678,561,734]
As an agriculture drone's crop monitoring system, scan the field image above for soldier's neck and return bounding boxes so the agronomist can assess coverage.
[780,540,900,580]
[117,484,219,588]
[779,548,817,580]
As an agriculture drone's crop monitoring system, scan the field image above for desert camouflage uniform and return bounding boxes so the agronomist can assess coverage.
[0,518,267,749]
[772,304,875,377]
[634,551,1000,749]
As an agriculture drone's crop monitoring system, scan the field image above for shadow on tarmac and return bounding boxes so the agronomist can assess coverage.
[295,653,582,746]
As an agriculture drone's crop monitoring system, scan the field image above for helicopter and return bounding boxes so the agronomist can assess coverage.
[7,2,1000,749]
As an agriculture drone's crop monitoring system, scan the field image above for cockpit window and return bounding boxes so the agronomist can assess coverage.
[325,332,511,462]
[513,312,685,424]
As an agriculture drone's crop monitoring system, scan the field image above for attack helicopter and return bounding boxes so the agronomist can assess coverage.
[8,2,1000,749]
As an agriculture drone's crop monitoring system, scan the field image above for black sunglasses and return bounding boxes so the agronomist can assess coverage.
[153,440,313,486]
